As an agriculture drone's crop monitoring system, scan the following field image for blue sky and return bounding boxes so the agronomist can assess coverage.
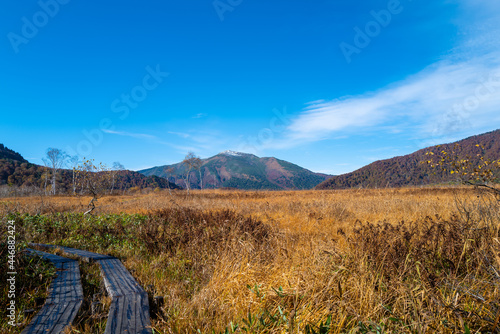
[1,0,500,174]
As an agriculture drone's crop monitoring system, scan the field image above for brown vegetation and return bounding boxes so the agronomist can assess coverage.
[1,186,499,333]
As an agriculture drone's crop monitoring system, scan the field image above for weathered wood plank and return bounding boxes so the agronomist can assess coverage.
[31,243,152,334]
[30,243,114,262]
[21,249,83,334]
[98,258,151,333]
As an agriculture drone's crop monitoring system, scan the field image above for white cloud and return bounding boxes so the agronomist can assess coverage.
[168,131,190,138]
[287,57,500,142]
[163,128,231,157]
[102,129,156,139]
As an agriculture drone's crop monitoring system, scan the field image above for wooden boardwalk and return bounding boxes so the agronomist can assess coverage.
[21,249,83,334]
[30,243,152,334]
[30,243,115,262]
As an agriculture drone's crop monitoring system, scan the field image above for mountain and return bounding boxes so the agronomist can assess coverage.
[0,144,27,162]
[315,129,500,190]
[0,145,180,193]
[139,150,331,190]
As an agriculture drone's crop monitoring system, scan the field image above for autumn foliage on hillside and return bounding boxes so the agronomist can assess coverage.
[316,129,500,189]
[0,144,27,162]
[0,145,179,194]
[0,160,179,194]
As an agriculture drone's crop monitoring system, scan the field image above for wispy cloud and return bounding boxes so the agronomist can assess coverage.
[281,1,500,148]
[192,113,207,119]
[164,128,231,157]
[168,131,190,138]
[102,129,157,139]
[286,55,500,144]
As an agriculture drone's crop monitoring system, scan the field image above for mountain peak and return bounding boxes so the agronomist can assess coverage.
[219,150,249,157]
[140,151,329,190]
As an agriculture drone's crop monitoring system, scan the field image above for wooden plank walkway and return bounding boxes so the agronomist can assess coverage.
[30,243,115,262]
[30,243,152,334]
[21,249,83,334]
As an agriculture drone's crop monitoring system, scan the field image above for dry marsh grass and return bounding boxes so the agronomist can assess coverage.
[1,186,499,333]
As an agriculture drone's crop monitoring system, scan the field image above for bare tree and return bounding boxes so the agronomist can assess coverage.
[41,159,50,195]
[75,159,112,214]
[194,159,203,190]
[43,171,49,195]
[43,148,67,195]
[182,152,201,194]
[110,162,125,194]
[164,166,175,195]
[68,155,80,195]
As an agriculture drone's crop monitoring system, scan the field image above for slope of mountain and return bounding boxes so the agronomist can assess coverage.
[139,151,331,190]
[0,144,27,162]
[0,145,180,193]
[316,129,500,190]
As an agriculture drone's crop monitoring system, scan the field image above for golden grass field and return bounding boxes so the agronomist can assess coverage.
[1,187,462,225]
[1,187,499,333]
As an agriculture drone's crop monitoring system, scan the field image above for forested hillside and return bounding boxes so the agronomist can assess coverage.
[316,129,500,189]
[0,144,27,162]
[0,145,179,194]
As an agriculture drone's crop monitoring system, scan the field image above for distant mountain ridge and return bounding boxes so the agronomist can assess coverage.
[315,129,500,190]
[139,151,331,190]
[4,129,498,193]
